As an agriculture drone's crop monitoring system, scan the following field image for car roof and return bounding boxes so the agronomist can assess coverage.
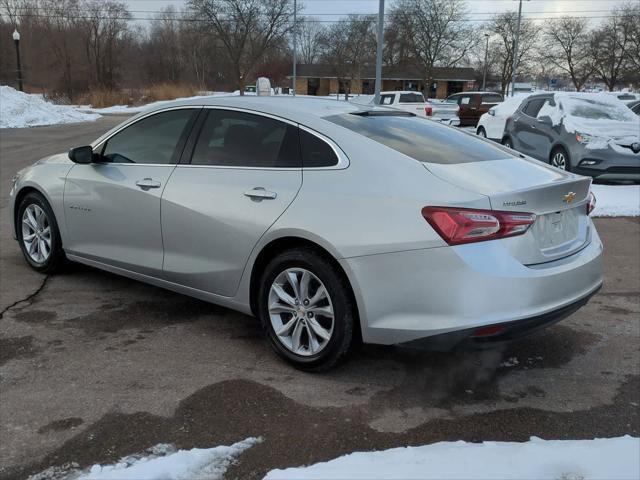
[379,91,423,95]
[140,95,368,123]
[450,91,502,95]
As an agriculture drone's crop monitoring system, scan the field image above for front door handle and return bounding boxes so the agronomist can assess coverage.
[244,187,277,200]
[135,178,161,190]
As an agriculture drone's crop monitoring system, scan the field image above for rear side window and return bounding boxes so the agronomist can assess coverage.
[482,94,502,104]
[102,109,194,164]
[326,113,507,164]
[399,93,425,103]
[299,129,339,167]
[522,98,547,117]
[191,110,301,168]
[459,96,472,105]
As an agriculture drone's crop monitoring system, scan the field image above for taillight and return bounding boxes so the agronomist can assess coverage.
[421,206,536,245]
[425,106,433,116]
[586,191,596,215]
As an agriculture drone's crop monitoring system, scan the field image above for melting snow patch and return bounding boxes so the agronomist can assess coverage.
[1,85,100,128]
[591,185,640,217]
[499,356,519,368]
[264,436,639,480]
[28,437,261,480]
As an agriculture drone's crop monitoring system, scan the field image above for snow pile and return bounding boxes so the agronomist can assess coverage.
[28,437,261,480]
[0,85,100,128]
[265,436,640,480]
[491,93,531,117]
[85,91,237,115]
[591,184,640,217]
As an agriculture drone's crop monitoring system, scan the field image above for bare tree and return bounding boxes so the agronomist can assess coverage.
[40,0,84,99]
[297,17,324,65]
[542,17,594,91]
[392,0,475,97]
[318,15,376,98]
[187,0,296,94]
[489,12,537,96]
[590,3,636,91]
[619,2,640,77]
[81,0,131,90]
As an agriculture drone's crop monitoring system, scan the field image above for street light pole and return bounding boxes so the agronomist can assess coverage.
[292,0,297,97]
[482,33,489,91]
[510,0,527,97]
[374,0,385,104]
[13,29,23,92]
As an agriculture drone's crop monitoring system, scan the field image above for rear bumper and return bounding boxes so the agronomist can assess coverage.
[400,284,601,351]
[341,223,603,346]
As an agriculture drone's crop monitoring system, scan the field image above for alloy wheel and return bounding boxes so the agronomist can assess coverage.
[268,268,334,356]
[552,151,567,170]
[21,204,51,264]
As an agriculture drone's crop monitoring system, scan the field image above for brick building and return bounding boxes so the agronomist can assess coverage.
[291,64,477,99]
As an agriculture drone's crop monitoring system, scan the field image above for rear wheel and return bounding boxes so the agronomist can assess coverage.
[258,248,356,371]
[502,136,513,148]
[17,192,65,273]
[477,127,487,138]
[550,146,571,171]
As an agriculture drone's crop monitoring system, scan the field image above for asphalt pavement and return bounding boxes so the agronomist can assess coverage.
[0,119,638,479]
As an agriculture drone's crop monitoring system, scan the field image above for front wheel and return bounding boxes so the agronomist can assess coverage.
[550,147,571,171]
[17,192,65,273]
[477,127,487,138]
[502,137,513,149]
[258,248,356,371]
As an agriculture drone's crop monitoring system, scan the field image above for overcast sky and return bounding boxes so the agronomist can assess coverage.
[126,0,628,27]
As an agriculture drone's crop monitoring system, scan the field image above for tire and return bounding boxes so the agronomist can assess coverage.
[16,192,65,273]
[550,146,571,171]
[477,127,487,138]
[502,137,513,148]
[258,247,356,372]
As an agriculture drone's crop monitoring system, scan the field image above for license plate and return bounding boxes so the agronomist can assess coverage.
[534,209,579,249]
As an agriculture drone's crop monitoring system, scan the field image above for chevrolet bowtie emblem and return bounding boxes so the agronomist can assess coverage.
[563,192,577,203]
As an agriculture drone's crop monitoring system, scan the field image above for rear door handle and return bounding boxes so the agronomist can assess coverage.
[135,178,161,190]
[244,187,277,200]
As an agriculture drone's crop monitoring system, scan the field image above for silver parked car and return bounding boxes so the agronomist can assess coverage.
[9,97,603,370]
[502,92,640,181]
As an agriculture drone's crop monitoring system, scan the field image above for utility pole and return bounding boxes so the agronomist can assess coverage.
[482,33,490,91]
[292,0,297,97]
[510,0,527,97]
[374,0,385,104]
[13,29,23,92]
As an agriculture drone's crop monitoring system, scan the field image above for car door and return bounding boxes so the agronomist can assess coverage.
[456,94,473,126]
[160,108,303,297]
[64,108,199,275]
[510,98,547,158]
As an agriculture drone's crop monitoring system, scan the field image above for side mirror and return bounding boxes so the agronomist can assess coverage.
[68,145,94,164]
[537,115,553,126]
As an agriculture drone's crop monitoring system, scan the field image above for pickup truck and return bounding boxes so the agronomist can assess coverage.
[377,91,459,124]
[444,92,503,127]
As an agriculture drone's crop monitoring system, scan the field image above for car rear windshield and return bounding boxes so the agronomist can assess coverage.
[399,93,425,103]
[326,113,508,164]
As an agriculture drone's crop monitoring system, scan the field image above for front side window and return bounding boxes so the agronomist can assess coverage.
[380,95,395,105]
[191,110,301,168]
[101,109,195,164]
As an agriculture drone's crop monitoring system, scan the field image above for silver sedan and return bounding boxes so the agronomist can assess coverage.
[9,96,603,370]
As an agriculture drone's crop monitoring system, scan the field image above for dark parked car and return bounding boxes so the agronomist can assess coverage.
[502,92,640,181]
[444,92,503,127]
[628,100,640,115]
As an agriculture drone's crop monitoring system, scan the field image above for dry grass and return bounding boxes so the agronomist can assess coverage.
[75,83,200,108]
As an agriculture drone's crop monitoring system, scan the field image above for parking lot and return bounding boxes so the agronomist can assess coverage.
[0,118,639,479]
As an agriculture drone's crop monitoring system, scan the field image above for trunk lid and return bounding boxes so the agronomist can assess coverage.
[423,157,593,265]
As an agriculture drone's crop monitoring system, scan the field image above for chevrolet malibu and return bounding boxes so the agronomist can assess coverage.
[9,97,603,371]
